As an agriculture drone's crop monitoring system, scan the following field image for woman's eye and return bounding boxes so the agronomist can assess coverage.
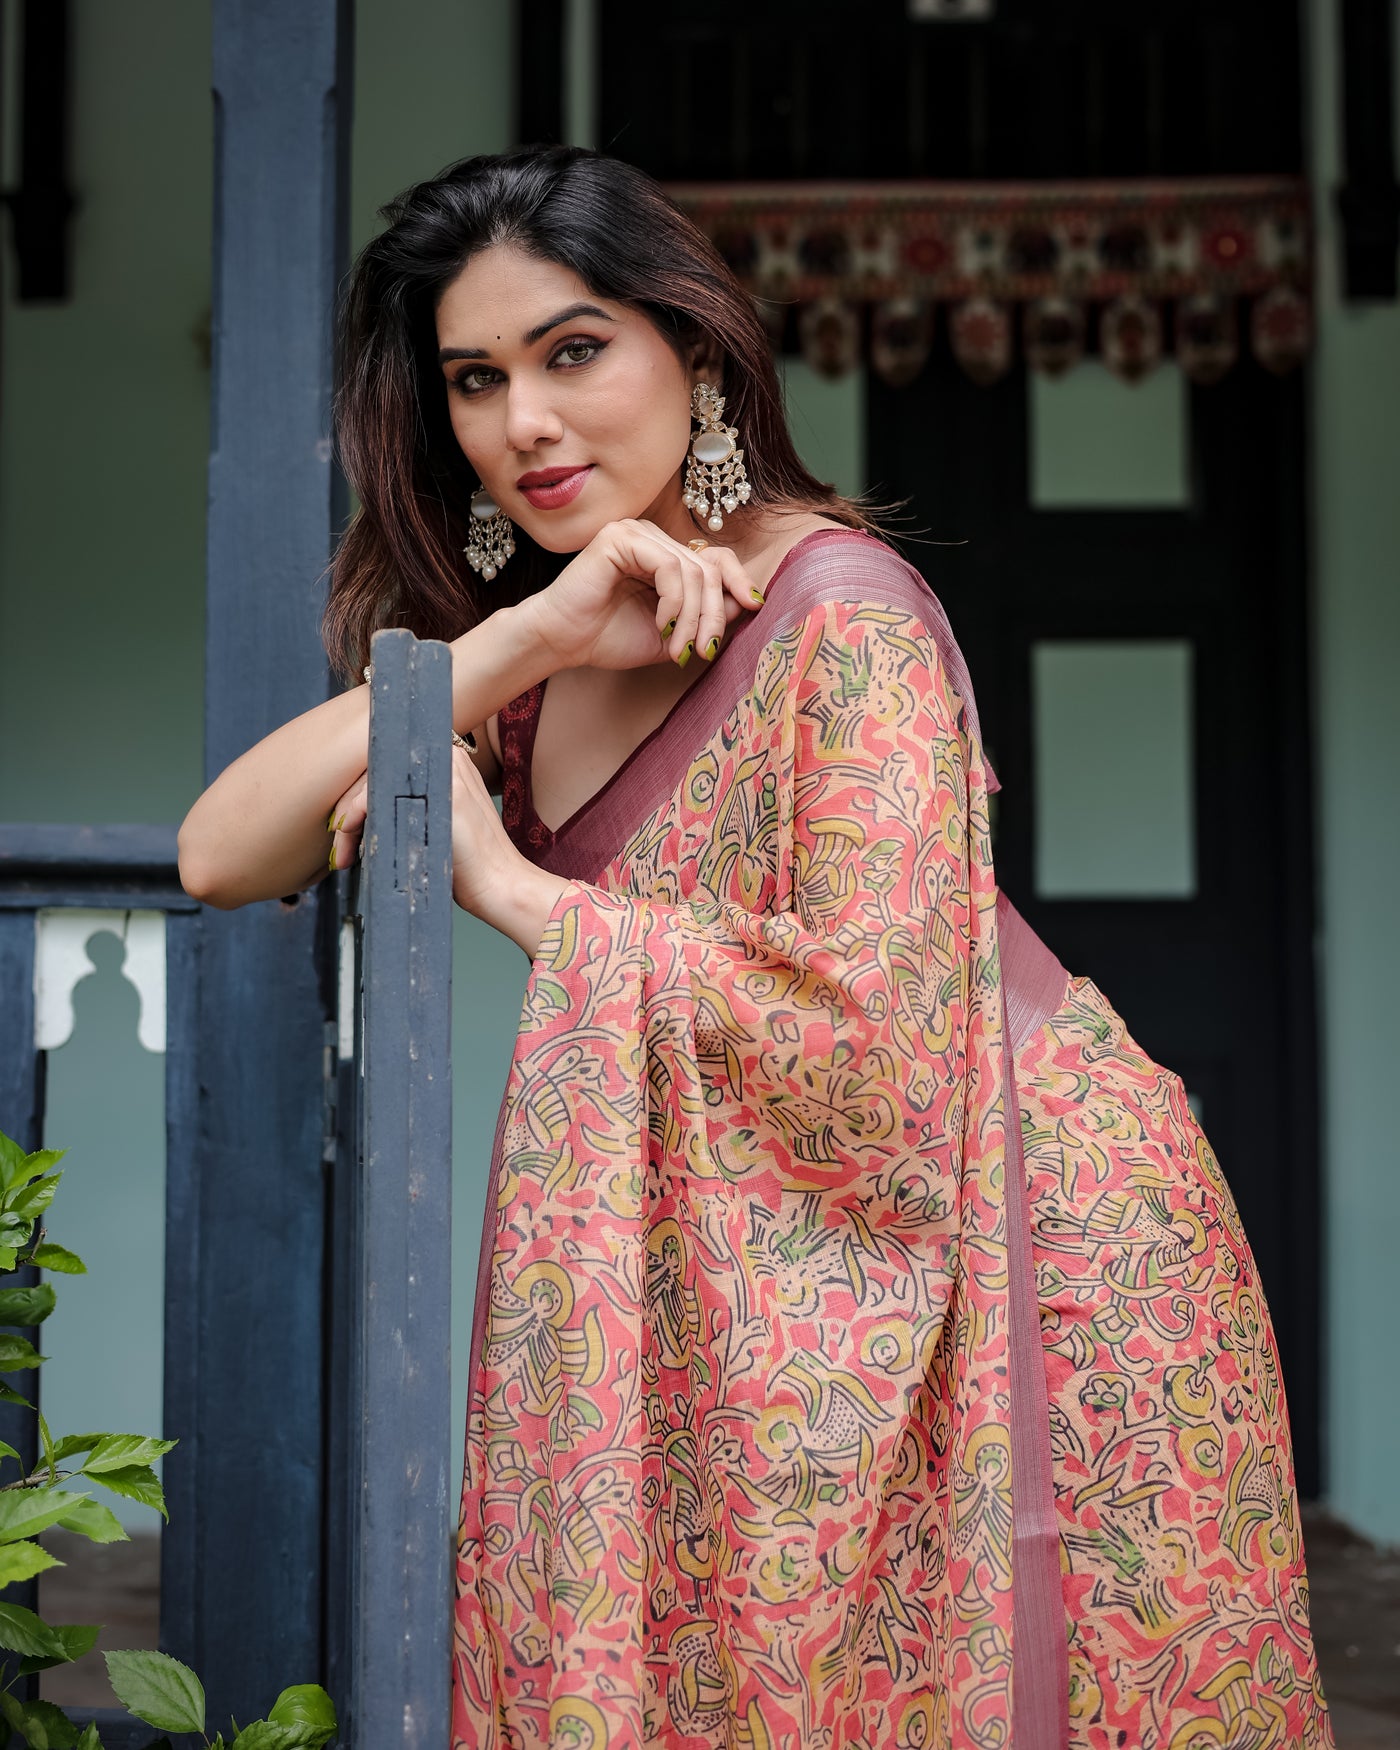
[453,367,499,396]
[553,338,606,368]
[451,338,605,397]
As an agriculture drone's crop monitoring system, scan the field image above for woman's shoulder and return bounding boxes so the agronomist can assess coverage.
[759,525,991,780]
[763,523,941,633]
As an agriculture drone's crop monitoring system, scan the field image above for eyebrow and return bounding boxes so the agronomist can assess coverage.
[438,302,616,363]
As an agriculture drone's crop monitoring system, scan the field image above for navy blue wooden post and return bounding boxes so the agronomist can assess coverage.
[192,0,353,1721]
[338,630,455,1747]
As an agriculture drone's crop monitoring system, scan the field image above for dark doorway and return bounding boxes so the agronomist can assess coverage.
[868,337,1319,1498]
[591,0,1320,1494]
[593,0,1301,180]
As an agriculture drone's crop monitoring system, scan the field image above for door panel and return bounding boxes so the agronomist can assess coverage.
[868,344,1320,1491]
[597,0,1320,1491]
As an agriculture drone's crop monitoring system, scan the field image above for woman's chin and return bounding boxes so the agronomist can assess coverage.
[516,480,685,553]
[520,504,644,554]
[525,520,598,555]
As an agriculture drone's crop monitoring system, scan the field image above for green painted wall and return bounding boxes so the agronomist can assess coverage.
[0,0,212,1532]
[1309,0,1400,1546]
[0,0,210,826]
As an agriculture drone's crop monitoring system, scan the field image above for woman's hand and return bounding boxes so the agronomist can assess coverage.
[522,519,764,674]
[326,771,368,878]
[327,749,564,955]
[448,746,567,956]
[179,595,551,911]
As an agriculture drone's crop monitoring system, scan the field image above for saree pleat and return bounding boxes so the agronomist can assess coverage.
[452,533,1332,1750]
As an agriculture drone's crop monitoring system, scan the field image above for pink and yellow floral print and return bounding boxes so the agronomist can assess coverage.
[452,534,1330,1750]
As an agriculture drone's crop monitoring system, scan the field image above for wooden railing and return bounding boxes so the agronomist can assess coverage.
[0,825,198,1750]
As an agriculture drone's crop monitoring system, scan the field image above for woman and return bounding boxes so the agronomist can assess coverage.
[178,147,1332,1749]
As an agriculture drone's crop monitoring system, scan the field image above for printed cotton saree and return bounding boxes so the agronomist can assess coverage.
[452,529,1331,1750]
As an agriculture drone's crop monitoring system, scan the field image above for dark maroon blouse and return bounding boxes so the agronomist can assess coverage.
[497,681,555,858]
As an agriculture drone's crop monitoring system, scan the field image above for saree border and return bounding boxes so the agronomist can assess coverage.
[1000,893,1073,1748]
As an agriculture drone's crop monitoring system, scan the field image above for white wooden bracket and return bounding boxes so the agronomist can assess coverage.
[33,909,167,1055]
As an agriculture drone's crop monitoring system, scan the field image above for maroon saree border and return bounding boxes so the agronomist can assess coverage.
[538,528,1000,886]
[999,893,1073,1748]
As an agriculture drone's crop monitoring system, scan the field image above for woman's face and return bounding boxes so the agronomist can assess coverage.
[435,245,699,552]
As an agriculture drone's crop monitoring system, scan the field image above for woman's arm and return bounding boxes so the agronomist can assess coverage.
[178,519,760,911]
[177,597,552,910]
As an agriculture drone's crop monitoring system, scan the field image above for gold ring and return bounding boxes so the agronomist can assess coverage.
[687,537,710,553]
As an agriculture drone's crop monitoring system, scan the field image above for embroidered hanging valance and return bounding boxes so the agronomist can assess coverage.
[666,177,1312,387]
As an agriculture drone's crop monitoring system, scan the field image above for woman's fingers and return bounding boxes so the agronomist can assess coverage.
[623,522,761,667]
[652,550,706,664]
[678,542,760,661]
[693,550,730,660]
[594,518,764,671]
[327,774,367,873]
[708,541,767,617]
[667,551,713,666]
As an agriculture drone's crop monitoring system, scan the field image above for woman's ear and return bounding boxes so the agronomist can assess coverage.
[687,332,724,389]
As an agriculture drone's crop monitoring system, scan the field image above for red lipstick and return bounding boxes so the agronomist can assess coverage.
[517,464,594,510]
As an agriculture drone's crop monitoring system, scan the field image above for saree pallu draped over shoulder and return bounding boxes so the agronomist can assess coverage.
[453,532,1332,1750]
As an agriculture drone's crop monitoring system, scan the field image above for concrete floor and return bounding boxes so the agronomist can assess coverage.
[1301,1507,1400,1749]
[33,1510,1400,1741]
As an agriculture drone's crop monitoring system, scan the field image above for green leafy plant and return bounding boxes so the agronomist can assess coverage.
[0,1129,337,1750]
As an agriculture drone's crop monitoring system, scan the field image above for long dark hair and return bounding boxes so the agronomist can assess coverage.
[323,144,881,683]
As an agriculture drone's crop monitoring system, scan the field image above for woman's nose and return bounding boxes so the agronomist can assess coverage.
[503,377,565,453]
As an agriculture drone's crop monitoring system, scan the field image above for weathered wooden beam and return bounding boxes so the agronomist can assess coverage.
[187,0,353,1722]
[0,825,192,909]
[159,908,203,1677]
[344,628,454,1749]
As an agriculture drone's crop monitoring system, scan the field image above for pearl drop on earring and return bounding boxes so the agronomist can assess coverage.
[463,485,515,581]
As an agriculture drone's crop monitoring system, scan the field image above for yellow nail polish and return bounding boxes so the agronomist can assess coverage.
[704,635,720,660]
[326,812,335,832]
[677,641,693,668]
[328,844,337,873]
[750,587,765,604]
[662,617,676,639]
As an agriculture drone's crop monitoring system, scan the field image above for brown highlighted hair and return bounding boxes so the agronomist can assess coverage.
[323,144,880,683]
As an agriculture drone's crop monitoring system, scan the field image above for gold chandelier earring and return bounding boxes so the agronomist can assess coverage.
[682,383,751,534]
[463,483,515,581]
